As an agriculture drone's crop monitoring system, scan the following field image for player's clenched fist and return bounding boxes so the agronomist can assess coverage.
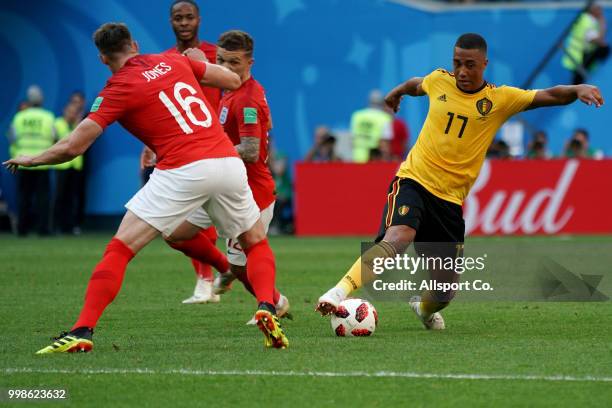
[140,146,156,169]
[384,92,402,113]
[183,47,208,62]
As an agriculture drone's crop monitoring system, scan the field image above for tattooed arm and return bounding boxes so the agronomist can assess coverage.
[236,136,260,163]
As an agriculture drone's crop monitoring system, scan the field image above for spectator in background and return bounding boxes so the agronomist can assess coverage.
[69,91,88,233]
[368,148,384,162]
[350,90,392,163]
[563,3,610,84]
[269,141,293,234]
[7,85,56,236]
[384,105,410,160]
[53,99,85,235]
[486,139,511,159]
[564,128,601,158]
[69,91,86,116]
[526,130,552,159]
[304,126,341,162]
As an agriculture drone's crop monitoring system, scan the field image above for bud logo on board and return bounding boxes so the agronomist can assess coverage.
[464,160,578,235]
[294,160,612,236]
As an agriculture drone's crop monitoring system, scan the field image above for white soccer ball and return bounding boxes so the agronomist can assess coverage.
[330,298,378,337]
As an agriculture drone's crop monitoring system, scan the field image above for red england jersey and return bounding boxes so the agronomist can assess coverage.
[88,53,237,170]
[164,41,222,112]
[219,77,276,209]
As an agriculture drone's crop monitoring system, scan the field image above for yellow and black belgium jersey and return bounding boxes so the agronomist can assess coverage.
[397,69,536,205]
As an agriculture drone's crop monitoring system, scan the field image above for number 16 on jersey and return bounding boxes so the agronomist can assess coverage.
[159,81,212,134]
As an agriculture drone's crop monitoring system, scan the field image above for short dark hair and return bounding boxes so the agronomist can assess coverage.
[217,30,254,56]
[70,90,85,100]
[93,23,133,57]
[574,128,589,139]
[170,0,199,15]
[455,33,487,54]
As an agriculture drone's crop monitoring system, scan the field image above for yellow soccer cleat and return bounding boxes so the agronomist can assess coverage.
[36,330,94,354]
[254,309,289,349]
[246,294,292,325]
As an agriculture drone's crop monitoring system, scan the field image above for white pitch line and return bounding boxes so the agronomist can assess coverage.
[2,368,611,383]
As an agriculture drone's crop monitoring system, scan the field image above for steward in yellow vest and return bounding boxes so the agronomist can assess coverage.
[7,86,56,235]
[10,107,55,169]
[350,91,392,163]
[562,4,610,84]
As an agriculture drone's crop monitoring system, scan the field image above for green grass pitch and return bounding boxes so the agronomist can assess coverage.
[1,234,610,407]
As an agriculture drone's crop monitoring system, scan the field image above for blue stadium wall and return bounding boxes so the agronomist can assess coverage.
[0,0,609,215]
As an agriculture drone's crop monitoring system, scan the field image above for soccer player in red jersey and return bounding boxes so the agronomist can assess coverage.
[164,0,223,304]
[210,31,290,322]
[165,0,221,111]
[4,23,289,351]
[142,1,233,304]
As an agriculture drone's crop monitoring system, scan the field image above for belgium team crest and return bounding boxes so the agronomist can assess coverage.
[476,97,493,116]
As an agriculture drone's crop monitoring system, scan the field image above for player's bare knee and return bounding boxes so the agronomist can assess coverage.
[113,232,141,254]
[164,233,186,244]
[115,211,159,253]
[237,219,266,250]
[383,225,416,253]
[165,221,201,243]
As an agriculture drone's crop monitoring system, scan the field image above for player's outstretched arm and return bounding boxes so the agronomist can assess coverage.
[2,118,102,173]
[183,48,240,90]
[201,63,241,90]
[384,77,426,113]
[528,84,604,110]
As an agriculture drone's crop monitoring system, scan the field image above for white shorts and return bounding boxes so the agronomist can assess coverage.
[226,203,275,266]
[125,157,260,238]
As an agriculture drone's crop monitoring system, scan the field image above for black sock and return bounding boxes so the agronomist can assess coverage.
[258,302,277,315]
[70,326,94,339]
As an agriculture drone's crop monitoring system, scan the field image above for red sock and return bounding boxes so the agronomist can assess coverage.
[191,259,213,281]
[232,262,280,305]
[72,238,135,330]
[233,268,281,304]
[188,227,217,281]
[168,229,229,274]
[244,239,276,305]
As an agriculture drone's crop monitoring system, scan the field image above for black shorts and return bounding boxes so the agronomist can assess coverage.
[375,177,465,246]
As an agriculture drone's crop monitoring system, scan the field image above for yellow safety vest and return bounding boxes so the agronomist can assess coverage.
[350,108,391,163]
[11,107,55,170]
[563,12,599,70]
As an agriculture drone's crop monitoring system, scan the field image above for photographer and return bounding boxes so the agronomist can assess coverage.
[304,126,341,162]
[526,130,552,159]
[563,128,599,158]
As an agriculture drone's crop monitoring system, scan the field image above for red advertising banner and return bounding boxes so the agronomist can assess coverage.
[294,160,612,236]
